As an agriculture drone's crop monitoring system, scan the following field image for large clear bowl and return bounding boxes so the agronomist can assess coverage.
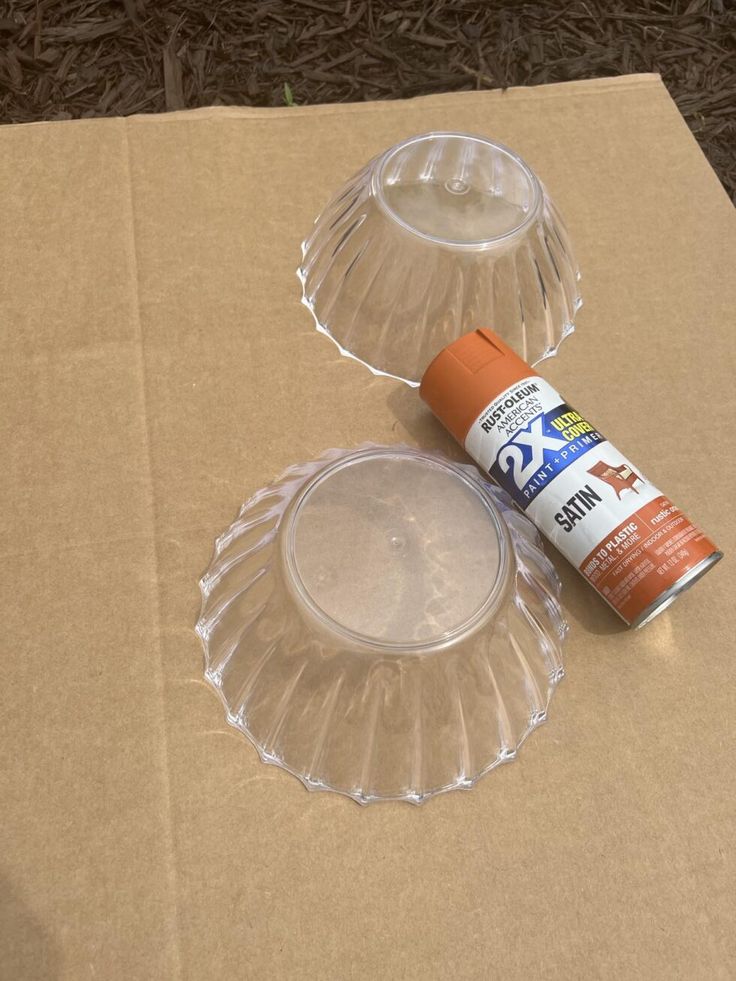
[196,445,566,805]
[299,132,582,385]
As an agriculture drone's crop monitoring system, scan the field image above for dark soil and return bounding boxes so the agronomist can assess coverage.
[0,1,734,200]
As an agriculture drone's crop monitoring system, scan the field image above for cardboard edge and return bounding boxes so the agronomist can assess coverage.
[130,73,667,123]
[0,74,665,132]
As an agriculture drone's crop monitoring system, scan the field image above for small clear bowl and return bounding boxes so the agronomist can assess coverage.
[196,445,566,805]
[299,131,582,385]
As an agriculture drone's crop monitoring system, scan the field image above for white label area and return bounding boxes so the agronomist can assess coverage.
[465,375,664,568]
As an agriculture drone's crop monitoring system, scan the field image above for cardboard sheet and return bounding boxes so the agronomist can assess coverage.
[1,75,734,980]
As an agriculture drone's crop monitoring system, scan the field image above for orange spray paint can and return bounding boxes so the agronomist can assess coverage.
[420,328,722,628]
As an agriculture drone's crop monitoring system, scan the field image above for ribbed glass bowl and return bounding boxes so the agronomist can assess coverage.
[196,446,567,804]
[299,131,582,385]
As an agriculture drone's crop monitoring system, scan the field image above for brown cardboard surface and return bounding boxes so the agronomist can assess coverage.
[1,74,734,980]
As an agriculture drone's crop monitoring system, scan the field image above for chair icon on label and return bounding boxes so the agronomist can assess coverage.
[587,460,642,499]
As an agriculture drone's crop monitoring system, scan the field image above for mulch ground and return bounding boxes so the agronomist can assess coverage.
[0,0,734,201]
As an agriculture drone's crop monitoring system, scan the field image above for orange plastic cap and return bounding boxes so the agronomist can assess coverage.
[420,328,539,444]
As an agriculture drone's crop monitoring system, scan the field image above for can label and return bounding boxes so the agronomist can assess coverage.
[465,376,718,624]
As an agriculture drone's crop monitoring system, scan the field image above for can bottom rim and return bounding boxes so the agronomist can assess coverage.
[630,551,723,629]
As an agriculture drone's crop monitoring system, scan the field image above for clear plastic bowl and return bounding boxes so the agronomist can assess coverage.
[299,131,582,385]
[196,445,566,804]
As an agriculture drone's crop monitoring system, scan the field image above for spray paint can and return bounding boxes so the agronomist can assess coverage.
[420,328,722,628]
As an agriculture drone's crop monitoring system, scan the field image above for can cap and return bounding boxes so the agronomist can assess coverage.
[420,328,538,443]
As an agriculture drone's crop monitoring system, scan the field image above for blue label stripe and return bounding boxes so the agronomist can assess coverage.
[488,402,605,509]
